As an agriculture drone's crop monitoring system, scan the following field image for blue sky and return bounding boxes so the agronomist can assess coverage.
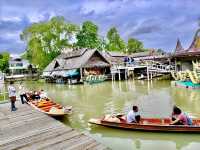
[0,0,200,54]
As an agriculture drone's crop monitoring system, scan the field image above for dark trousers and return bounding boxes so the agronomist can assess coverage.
[20,94,28,104]
[11,100,16,111]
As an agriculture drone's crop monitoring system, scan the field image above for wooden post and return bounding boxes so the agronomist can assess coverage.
[147,66,150,81]
[125,69,127,80]
[119,69,121,80]
[112,73,115,81]
[127,69,130,78]
[80,68,83,81]
[112,73,113,81]
[175,59,177,72]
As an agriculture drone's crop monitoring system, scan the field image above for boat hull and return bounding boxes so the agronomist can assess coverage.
[27,101,72,117]
[89,118,200,133]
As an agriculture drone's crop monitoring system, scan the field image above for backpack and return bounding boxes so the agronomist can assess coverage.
[184,113,193,125]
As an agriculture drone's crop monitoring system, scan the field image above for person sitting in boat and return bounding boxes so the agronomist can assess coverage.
[31,91,40,100]
[126,105,141,123]
[39,89,47,99]
[170,106,189,125]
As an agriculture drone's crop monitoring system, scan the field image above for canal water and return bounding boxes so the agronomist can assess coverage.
[21,80,200,150]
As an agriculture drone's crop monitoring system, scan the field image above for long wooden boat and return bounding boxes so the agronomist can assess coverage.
[89,116,200,132]
[85,75,107,84]
[26,96,72,117]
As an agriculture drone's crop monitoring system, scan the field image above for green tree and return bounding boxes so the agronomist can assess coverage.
[21,16,79,70]
[127,38,144,54]
[76,21,101,49]
[106,27,126,52]
[157,49,166,55]
[96,37,106,50]
[0,52,10,73]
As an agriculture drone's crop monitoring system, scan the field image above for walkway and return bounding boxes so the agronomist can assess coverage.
[0,101,108,150]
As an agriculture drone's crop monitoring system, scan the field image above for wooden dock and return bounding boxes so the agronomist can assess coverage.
[0,101,108,150]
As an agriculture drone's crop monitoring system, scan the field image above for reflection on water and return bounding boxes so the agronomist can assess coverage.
[21,80,200,150]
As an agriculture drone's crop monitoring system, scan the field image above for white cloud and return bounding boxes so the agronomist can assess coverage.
[80,0,122,15]
[3,31,20,39]
[1,16,22,22]
[29,11,56,23]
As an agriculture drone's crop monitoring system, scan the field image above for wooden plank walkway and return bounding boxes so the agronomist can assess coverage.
[0,101,108,150]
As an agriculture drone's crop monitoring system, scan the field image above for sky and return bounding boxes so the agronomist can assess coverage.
[0,0,200,54]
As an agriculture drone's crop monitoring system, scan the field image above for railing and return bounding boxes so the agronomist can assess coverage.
[111,62,175,74]
[149,64,175,72]
[0,92,9,102]
[0,82,8,102]
[112,62,147,69]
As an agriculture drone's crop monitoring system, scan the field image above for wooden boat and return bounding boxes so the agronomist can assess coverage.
[27,97,72,117]
[89,115,200,132]
[85,75,106,84]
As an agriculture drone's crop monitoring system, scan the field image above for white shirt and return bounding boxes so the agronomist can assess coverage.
[126,110,140,123]
[19,85,25,95]
[8,85,16,97]
[40,91,47,99]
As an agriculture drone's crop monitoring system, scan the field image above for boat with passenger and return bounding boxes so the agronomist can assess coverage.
[26,92,72,117]
[89,115,200,132]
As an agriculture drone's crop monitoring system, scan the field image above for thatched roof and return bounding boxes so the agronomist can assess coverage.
[106,51,127,57]
[174,29,200,58]
[43,48,110,72]
[100,51,127,65]
[130,51,150,58]
[130,49,160,58]
[174,38,184,53]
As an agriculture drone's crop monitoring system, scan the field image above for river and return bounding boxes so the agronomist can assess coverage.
[20,80,200,150]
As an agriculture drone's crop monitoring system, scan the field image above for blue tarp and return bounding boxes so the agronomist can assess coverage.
[63,69,79,77]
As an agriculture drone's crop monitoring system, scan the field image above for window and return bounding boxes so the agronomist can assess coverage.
[54,61,60,68]
[16,63,23,67]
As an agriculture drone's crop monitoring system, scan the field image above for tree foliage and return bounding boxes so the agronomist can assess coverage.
[76,21,101,49]
[157,49,166,55]
[0,52,10,73]
[20,16,79,70]
[21,16,146,69]
[127,38,144,54]
[106,27,126,52]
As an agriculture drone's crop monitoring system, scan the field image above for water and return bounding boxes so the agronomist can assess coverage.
[18,80,200,150]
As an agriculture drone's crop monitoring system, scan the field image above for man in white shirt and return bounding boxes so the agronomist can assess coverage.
[19,82,26,104]
[126,105,141,123]
[39,89,47,99]
[8,81,17,111]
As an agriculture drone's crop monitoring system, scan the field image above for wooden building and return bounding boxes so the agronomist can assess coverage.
[43,48,110,84]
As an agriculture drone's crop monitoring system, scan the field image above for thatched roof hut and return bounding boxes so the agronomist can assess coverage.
[43,48,111,77]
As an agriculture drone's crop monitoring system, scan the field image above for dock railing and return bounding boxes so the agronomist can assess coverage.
[0,81,9,103]
[148,64,175,73]
[0,91,9,103]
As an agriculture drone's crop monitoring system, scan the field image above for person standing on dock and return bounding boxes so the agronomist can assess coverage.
[8,81,17,111]
[19,82,27,104]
